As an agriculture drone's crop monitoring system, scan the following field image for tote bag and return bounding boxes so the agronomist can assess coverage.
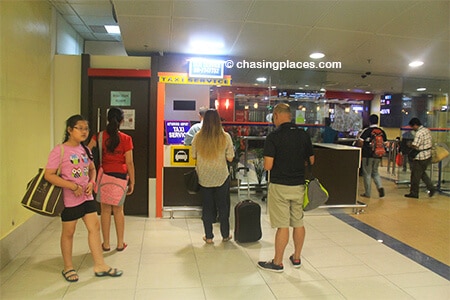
[21,145,65,217]
[303,178,329,211]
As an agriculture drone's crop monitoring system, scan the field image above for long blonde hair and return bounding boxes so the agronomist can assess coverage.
[194,109,227,160]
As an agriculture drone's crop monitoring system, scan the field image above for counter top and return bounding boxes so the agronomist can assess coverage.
[313,143,360,151]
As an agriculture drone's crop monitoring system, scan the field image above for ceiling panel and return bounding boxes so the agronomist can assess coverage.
[246,0,334,27]
[115,0,173,17]
[173,0,253,21]
[231,23,311,59]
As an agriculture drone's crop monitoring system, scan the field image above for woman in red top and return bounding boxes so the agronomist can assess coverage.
[89,107,135,252]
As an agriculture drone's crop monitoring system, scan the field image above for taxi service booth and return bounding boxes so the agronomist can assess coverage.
[156,58,231,218]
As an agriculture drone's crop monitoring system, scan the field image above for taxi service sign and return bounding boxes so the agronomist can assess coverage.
[165,120,190,145]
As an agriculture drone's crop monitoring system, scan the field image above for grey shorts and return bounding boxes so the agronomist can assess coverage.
[268,183,305,228]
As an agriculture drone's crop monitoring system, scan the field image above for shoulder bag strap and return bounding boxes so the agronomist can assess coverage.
[98,131,103,167]
[57,144,64,176]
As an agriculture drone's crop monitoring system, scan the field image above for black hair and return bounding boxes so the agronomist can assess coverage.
[106,107,124,153]
[408,117,422,126]
[369,114,379,125]
[63,114,93,160]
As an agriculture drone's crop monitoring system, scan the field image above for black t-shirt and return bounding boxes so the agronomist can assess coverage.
[263,122,314,185]
[359,126,387,158]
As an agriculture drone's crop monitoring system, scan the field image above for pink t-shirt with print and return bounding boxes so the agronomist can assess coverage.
[46,144,94,208]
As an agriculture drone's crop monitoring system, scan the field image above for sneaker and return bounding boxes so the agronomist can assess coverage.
[360,193,370,198]
[289,255,302,268]
[378,188,385,198]
[257,260,284,273]
[429,189,436,197]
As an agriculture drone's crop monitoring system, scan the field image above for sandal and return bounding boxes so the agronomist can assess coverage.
[203,236,214,244]
[95,268,123,277]
[102,243,111,252]
[62,269,79,282]
[116,243,127,252]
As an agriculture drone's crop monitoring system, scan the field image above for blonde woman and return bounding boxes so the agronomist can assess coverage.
[192,109,234,244]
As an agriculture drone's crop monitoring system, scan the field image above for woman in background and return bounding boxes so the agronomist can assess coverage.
[192,109,234,244]
[89,107,135,252]
[45,115,122,282]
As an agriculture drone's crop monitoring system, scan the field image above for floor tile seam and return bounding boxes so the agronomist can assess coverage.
[331,212,450,281]
[131,218,156,299]
[186,218,209,300]
[326,273,416,299]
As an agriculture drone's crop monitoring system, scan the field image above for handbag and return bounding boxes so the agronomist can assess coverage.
[395,153,404,167]
[303,165,328,211]
[184,169,200,194]
[95,167,128,206]
[94,132,129,206]
[431,145,449,164]
[21,145,65,217]
[303,178,329,211]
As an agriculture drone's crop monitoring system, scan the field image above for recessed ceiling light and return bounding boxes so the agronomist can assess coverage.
[417,87,427,91]
[409,61,424,67]
[105,25,120,34]
[310,52,325,59]
[256,77,267,82]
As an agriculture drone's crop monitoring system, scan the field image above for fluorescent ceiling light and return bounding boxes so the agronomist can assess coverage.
[409,60,424,67]
[256,77,267,82]
[189,39,224,54]
[416,87,427,91]
[310,52,325,59]
[105,25,120,34]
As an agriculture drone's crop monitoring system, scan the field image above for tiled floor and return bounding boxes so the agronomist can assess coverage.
[1,176,449,299]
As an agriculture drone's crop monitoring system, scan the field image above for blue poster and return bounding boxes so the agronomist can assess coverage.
[165,121,191,144]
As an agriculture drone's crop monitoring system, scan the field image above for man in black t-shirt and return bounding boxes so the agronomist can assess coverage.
[257,103,314,273]
[358,114,387,198]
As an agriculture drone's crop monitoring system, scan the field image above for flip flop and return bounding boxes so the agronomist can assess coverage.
[203,236,213,244]
[94,268,123,277]
[116,243,127,251]
[102,243,111,252]
[62,269,79,282]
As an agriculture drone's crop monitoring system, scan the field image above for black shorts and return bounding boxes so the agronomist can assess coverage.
[61,200,97,222]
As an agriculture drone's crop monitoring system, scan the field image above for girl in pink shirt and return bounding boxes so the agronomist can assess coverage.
[45,115,123,282]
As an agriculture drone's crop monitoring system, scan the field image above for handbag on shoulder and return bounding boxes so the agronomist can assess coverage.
[21,145,65,217]
[94,132,129,206]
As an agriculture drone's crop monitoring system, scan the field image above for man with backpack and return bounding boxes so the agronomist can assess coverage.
[358,114,387,198]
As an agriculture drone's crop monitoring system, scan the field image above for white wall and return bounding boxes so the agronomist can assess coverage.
[165,85,210,121]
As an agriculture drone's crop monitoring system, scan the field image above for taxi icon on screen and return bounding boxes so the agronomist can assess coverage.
[175,150,188,162]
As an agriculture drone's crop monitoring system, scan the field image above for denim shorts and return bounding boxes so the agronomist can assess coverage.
[61,200,97,222]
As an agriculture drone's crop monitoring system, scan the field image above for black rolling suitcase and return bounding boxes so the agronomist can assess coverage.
[234,200,262,243]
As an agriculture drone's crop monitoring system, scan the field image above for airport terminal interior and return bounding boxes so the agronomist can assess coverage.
[1,1,449,299]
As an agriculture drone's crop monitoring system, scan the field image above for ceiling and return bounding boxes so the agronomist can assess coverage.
[49,0,449,95]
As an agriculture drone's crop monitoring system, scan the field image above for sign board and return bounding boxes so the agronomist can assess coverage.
[188,58,224,78]
[171,146,196,166]
[111,91,131,106]
[159,74,232,86]
[165,120,191,145]
[121,109,135,130]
